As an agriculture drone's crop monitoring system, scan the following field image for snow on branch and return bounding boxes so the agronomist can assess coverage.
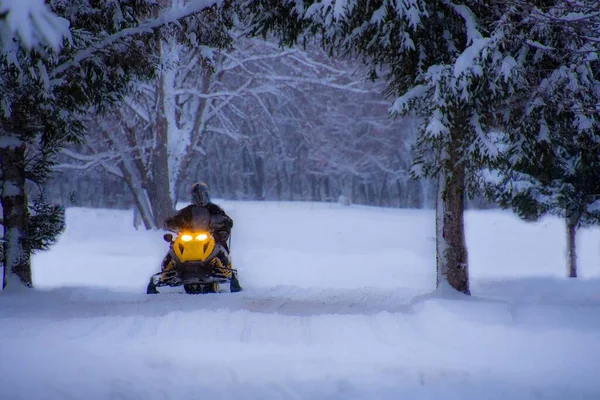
[425,109,449,138]
[203,78,255,120]
[0,135,23,148]
[525,39,555,51]
[58,146,145,171]
[469,113,499,159]
[123,97,150,123]
[453,38,488,78]
[445,1,482,44]
[49,0,220,78]
[219,48,300,73]
[172,88,253,99]
[0,0,70,53]
[250,73,369,93]
[391,85,427,114]
[588,199,600,213]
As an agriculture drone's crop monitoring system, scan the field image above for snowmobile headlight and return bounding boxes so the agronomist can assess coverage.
[181,234,193,242]
[196,233,208,241]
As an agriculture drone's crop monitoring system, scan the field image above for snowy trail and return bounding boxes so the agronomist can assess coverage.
[2,203,600,399]
[3,287,600,400]
[0,285,421,319]
[3,283,600,399]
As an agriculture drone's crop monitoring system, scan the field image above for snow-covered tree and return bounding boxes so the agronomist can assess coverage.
[64,34,368,229]
[56,70,424,211]
[0,0,225,289]
[161,51,422,207]
[483,0,600,278]
[244,0,600,293]
[195,54,415,201]
[0,0,161,289]
[244,0,519,294]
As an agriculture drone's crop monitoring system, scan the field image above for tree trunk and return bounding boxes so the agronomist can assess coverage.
[0,143,32,289]
[324,176,331,202]
[275,171,282,200]
[379,178,388,207]
[396,179,404,207]
[128,185,154,231]
[148,72,175,227]
[254,156,265,200]
[146,165,175,228]
[566,217,578,278]
[310,175,319,201]
[435,140,470,295]
[288,172,295,201]
[115,160,154,230]
[174,70,212,195]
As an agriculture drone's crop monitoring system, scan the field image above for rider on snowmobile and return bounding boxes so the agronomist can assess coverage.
[162,182,234,271]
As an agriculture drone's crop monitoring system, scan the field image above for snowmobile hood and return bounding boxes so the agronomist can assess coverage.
[173,231,216,262]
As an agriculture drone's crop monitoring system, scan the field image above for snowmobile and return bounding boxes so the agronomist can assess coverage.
[146,229,242,295]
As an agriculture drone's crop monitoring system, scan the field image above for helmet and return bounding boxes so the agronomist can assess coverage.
[190,182,210,206]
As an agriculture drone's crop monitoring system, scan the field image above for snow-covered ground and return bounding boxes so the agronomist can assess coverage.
[1,201,600,399]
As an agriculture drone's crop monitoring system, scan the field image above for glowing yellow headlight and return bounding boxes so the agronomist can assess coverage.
[196,233,208,241]
[181,234,193,242]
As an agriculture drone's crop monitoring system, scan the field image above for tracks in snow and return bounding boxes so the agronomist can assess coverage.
[2,285,600,400]
[0,285,423,320]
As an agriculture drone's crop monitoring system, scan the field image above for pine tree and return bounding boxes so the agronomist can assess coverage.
[244,0,600,291]
[0,0,159,289]
[244,0,516,294]
[1,0,235,289]
[483,0,600,278]
[25,191,66,254]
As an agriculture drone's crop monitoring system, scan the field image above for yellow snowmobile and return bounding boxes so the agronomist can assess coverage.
[146,230,242,295]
